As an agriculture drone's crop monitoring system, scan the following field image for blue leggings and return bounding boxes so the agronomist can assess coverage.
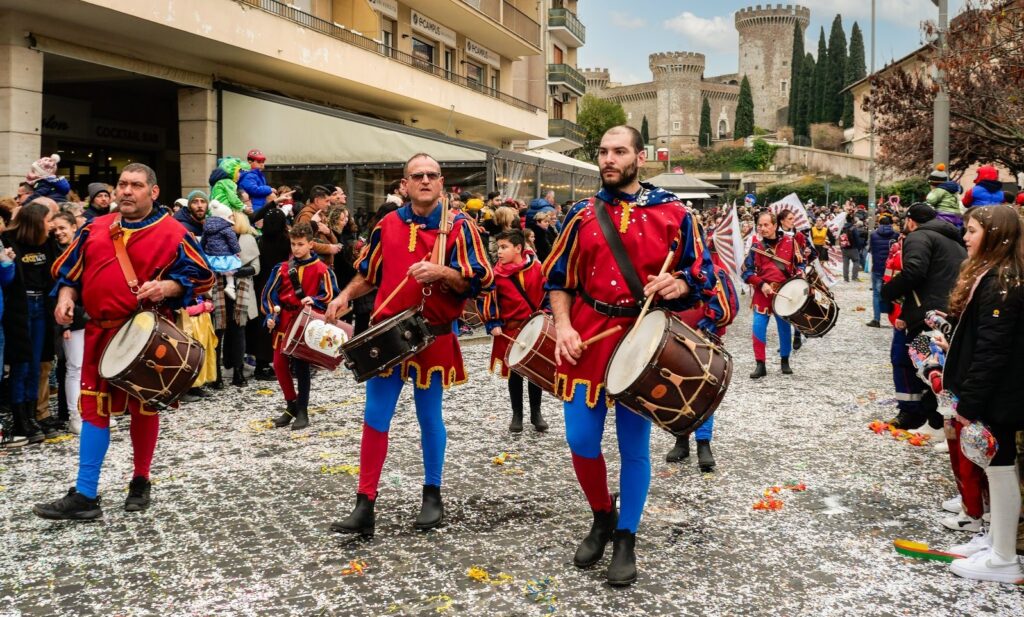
[364,368,446,487]
[76,422,111,499]
[693,414,714,442]
[752,311,792,362]
[564,383,652,533]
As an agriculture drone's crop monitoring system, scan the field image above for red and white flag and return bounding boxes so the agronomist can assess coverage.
[712,201,745,289]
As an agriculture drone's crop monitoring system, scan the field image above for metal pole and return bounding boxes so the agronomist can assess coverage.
[868,0,877,217]
[932,0,950,168]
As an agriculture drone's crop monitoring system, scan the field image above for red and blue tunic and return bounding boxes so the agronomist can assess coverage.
[51,207,214,418]
[260,254,339,346]
[478,253,546,377]
[358,203,492,389]
[543,184,717,408]
[741,235,801,314]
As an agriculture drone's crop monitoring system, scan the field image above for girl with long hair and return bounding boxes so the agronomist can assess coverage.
[941,205,1024,583]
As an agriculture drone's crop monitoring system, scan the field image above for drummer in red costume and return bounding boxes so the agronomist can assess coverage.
[34,163,214,520]
[478,229,547,433]
[742,210,802,379]
[545,126,718,586]
[325,153,492,537]
[777,208,811,351]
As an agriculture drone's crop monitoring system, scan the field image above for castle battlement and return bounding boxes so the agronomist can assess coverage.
[734,4,810,29]
[649,52,705,78]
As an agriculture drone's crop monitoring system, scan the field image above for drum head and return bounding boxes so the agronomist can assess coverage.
[773,279,810,317]
[606,310,666,395]
[507,314,547,367]
[99,312,157,378]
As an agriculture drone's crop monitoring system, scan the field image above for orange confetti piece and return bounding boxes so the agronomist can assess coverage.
[342,559,368,576]
[868,420,890,434]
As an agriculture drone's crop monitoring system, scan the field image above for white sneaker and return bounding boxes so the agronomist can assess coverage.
[942,510,983,532]
[950,532,992,557]
[950,549,1023,584]
[942,495,963,514]
[933,439,949,452]
[917,423,945,440]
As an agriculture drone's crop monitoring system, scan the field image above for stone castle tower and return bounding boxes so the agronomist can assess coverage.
[650,52,707,151]
[735,4,810,130]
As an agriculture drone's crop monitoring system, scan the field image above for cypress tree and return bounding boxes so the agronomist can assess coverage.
[843,22,867,127]
[640,115,650,146]
[699,98,712,147]
[787,22,805,127]
[811,27,828,123]
[735,76,755,138]
[795,52,815,139]
[825,15,848,124]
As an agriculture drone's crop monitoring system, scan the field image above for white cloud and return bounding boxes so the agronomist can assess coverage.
[610,11,646,30]
[663,11,738,53]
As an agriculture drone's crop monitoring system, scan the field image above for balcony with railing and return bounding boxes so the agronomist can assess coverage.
[502,1,541,48]
[238,0,542,113]
[548,118,585,146]
[547,63,586,97]
[548,7,585,47]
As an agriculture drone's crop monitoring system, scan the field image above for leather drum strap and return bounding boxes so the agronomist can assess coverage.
[592,198,645,304]
[109,218,141,293]
[509,273,538,312]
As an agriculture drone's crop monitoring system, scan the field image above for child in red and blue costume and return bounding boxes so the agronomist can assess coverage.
[478,229,547,433]
[326,154,492,538]
[34,164,213,521]
[260,222,338,431]
[742,210,801,379]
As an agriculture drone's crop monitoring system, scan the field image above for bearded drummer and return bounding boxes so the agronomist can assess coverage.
[33,163,214,521]
[546,126,718,587]
[777,208,811,351]
[324,153,492,537]
[742,210,802,379]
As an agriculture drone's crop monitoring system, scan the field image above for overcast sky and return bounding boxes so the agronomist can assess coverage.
[577,1,966,84]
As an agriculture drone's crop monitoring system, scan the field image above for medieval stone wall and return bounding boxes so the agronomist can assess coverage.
[735,4,810,130]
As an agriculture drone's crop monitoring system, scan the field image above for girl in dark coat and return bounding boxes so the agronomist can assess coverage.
[941,205,1024,583]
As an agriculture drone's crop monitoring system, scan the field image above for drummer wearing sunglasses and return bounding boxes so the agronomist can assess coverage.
[325,153,492,538]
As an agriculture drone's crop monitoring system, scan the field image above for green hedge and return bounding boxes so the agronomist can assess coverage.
[671,140,778,172]
[756,176,932,207]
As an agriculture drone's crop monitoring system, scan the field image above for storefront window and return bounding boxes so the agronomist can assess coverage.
[540,168,573,206]
[466,62,483,90]
[412,37,435,71]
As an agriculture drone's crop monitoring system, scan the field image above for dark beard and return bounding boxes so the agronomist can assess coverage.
[601,160,639,192]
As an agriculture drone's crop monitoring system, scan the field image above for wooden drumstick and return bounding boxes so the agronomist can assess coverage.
[626,251,675,340]
[581,325,622,349]
[371,276,411,321]
[498,331,527,349]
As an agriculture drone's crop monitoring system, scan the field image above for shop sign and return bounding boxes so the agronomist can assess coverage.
[465,39,500,68]
[411,10,456,47]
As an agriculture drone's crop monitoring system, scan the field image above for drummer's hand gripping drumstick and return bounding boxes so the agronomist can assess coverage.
[581,325,623,349]
[626,251,675,341]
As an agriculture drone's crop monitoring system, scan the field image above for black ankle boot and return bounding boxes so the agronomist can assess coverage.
[33,487,103,521]
[415,485,444,530]
[330,493,376,537]
[291,403,309,431]
[749,361,767,379]
[20,403,45,444]
[273,400,296,428]
[573,506,618,568]
[696,440,716,472]
[231,367,248,387]
[509,408,524,433]
[124,476,152,512]
[792,332,802,350]
[666,435,690,462]
[530,407,548,432]
[606,530,638,586]
[254,364,276,381]
[781,357,793,375]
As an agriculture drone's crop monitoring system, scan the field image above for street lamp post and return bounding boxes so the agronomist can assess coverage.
[932,0,950,168]
[868,0,877,218]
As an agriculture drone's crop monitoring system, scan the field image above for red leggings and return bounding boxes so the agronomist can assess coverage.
[948,420,988,519]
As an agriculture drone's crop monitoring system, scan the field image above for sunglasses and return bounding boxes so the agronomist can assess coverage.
[408,172,441,181]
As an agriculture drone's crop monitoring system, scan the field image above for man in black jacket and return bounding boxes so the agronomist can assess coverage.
[880,203,966,429]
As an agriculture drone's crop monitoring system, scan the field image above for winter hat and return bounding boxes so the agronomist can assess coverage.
[975,165,999,183]
[27,153,61,182]
[459,191,473,202]
[928,163,949,184]
[187,190,208,205]
[207,199,233,221]
[87,182,110,202]
[465,198,484,212]
[174,198,188,210]
[907,202,937,224]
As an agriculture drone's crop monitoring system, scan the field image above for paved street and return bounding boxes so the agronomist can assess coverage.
[2,282,1022,616]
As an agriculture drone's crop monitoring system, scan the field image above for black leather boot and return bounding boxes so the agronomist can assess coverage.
[273,400,296,428]
[414,484,444,530]
[696,440,716,472]
[329,493,376,537]
[33,487,103,521]
[606,529,638,587]
[749,361,767,379]
[781,357,793,375]
[231,367,248,387]
[666,434,690,462]
[530,407,548,432]
[20,403,45,444]
[124,476,152,512]
[792,331,802,350]
[290,404,309,431]
[509,408,524,433]
[573,506,618,568]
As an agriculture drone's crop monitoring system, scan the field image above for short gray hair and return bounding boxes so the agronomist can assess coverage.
[121,163,157,187]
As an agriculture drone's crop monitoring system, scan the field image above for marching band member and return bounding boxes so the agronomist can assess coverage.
[34,164,214,520]
[478,229,548,433]
[742,210,801,379]
[545,126,717,586]
[260,222,339,431]
[324,153,492,537]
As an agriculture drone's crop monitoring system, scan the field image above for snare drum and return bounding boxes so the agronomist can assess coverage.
[505,312,558,394]
[99,311,206,408]
[341,307,435,382]
[772,277,839,337]
[282,306,352,371]
[605,309,732,436]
